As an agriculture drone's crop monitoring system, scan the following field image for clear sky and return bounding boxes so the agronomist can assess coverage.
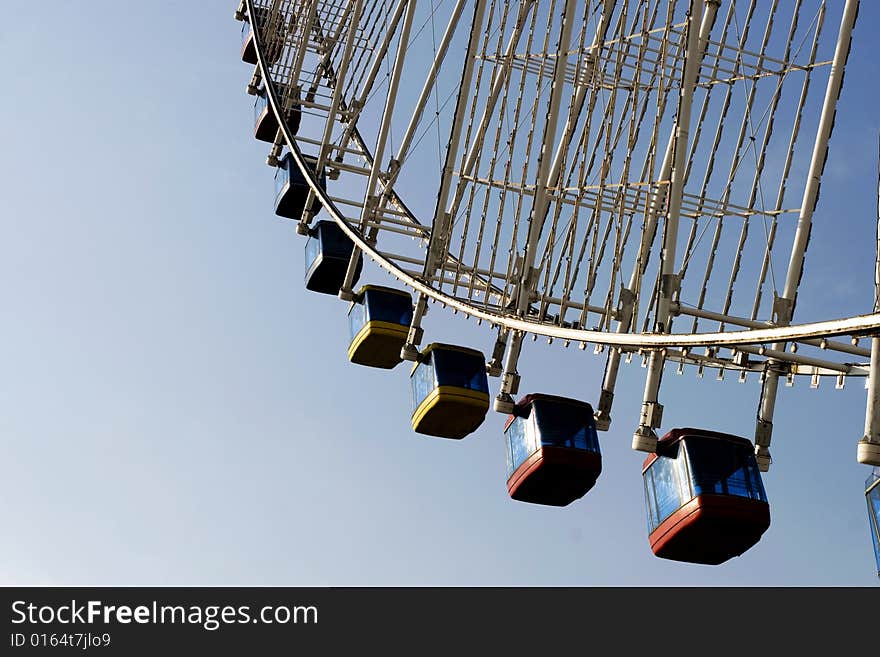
[1,1,878,586]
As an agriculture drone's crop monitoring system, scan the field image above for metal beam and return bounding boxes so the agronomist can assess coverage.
[492,0,582,412]
[401,0,489,360]
[634,0,714,452]
[334,0,411,160]
[596,0,719,431]
[859,132,880,466]
[757,0,860,471]
[338,0,418,301]
[389,0,468,175]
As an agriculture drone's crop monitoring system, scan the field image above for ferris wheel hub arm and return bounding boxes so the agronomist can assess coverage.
[635,0,707,447]
[860,338,880,466]
[754,0,860,472]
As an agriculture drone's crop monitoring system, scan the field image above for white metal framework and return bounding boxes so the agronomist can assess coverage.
[235,0,878,471]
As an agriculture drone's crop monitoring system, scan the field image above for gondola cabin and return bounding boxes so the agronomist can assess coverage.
[275,153,324,220]
[254,90,301,143]
[240,7,285,66]
[240,8,264,65]
[866,468,880,578]
[411,344,489,439]
[642,428,770,565]
[504,394,602,507]
[348,286,413,369]
[304,220,362,295]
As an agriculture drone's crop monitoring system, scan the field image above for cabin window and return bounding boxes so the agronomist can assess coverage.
[305,235,320,270]
[319,223,351,254]
[506,416,536,477]
[365,291,412,326]
[411,357,437,410]
[432,351,488,393]
[867,472,880,575]
[348,299,366,341]
[684,437,767,502]
[254,92,268,123]
[533,403,599,452]
[274,161,290,199]
[644,449,684,532]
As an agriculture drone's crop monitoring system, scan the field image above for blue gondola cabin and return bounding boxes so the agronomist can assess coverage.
[348,286,413,369]
[642,428,771,565]
[275,153,324,220]
[410,344,490,439]
[504,394,602,507]
[254,90,301,143]
[305,220,362,295]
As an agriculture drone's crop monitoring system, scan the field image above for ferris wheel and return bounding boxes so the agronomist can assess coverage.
[233,0,880,567]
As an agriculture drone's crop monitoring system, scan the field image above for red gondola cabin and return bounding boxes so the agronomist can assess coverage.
[254,89,302,143]
[504,394,602,507]
[241,7,286,66]
[642,428,771,565]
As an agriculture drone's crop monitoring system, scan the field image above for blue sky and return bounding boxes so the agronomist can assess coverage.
[1,1,878,585]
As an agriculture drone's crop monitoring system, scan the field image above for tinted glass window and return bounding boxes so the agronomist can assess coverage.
[275,159,290,199]
[288,159,308,188]
[304,236,320,274]
[365,290,413,326]
[410,355,436,411]
[254,93,268,123]
[644,446,683,533]
[532,401,599,453]
[506,415,537,477]
[869,474,880,520]
[867,473,880,575]
[643,471,657,532]
[675,445,693,504]
[348,300,367,342]
[318,223,354,259]
[685,436,767,502]
[279,157,323,194]
[433,350,488,393]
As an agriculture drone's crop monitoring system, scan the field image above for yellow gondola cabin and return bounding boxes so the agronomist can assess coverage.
[410,344,490,439]
[347,286,413,369]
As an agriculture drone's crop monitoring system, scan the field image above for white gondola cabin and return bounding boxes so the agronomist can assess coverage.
[254,89,301,143]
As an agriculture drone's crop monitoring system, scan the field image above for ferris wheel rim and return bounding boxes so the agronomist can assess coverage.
[247,0,878,352]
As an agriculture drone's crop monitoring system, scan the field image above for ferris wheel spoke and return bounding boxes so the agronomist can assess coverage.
[754,0,859,471]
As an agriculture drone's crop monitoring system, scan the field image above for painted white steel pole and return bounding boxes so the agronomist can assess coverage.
[756,0,860,471]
